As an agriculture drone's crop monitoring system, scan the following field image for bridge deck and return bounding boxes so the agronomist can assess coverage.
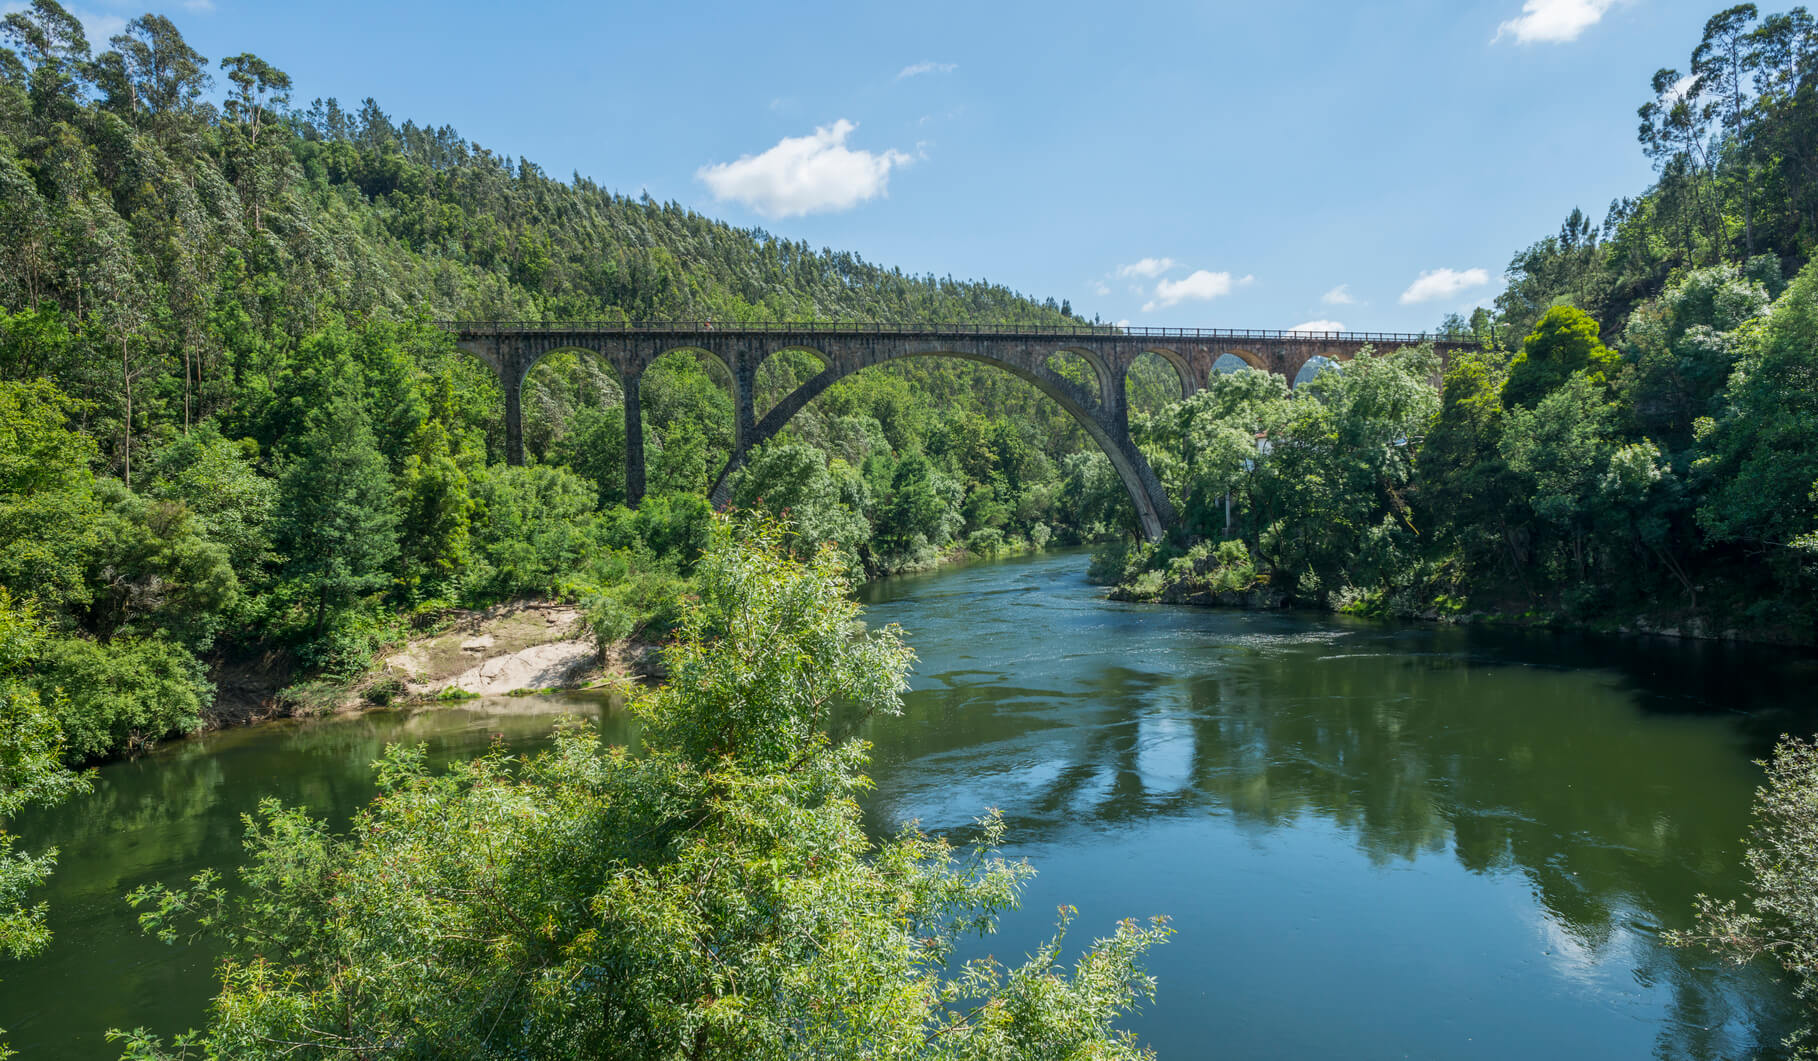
[442,320,1467,345]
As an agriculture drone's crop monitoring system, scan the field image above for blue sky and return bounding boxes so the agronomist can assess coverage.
[30,0,1727,330]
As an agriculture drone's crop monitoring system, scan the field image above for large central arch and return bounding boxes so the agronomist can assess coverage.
[707,343,1176,540]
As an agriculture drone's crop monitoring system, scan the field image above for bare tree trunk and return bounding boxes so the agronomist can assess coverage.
[121,334,132,489]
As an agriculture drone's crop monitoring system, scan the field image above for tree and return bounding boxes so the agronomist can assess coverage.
[1502,306,1623,410]
[273,381,399,639]
[0,379,100,624]
[730,442,871,563]
[95,15,210,129]
[218,52,291,229]
[1696,258,1818,581]
[121,522,1169,1059]
[549,404,626,508]
[1670,736,1818,1056]
[0,0,90,122]
[0,591,90,1052]
[1691,5,1761,255]
[219,52,288,144]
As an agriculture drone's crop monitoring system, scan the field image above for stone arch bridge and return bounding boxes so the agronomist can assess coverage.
[445,322,1469,541]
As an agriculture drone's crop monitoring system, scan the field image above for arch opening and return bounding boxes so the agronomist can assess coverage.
[1212,352,1261,376]
[1043,349,1105,404]
[1125,350,1187,421]
[519,348,625,471]
[713,348,1170,541]
[644,348,736,498]
[1293,355,1341,389]
[755,346,828,421]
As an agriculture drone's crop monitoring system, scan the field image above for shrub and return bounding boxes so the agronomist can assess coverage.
[36,636,209,762]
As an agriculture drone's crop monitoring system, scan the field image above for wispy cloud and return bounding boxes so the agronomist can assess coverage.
[1400,267,1490,304]
[1290,320,1347,333]
[182,0,216,12]
[1143,270,1251,312]
[1494,0,1621,44]
[697,120,912,219]
[898,60,957,79]
[1117,257,1178,279]
[1321,284,1357,306]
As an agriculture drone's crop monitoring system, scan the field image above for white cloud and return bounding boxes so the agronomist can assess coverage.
[697,120,912,219]
[1400,267,1490,304]
[1092,281,1111,296]
[1321,284,1357,305]
[1291,320,1348,333]
[898,61,957,79]
[182,0,216,12]
[1117,257,1178,279]
[1143,270,1247,312]
[1494,0,1621,44]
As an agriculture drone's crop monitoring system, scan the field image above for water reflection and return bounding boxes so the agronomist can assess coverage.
[854,553,1813,1060]
[1,694,627,1060]
[5,550,1813,1061]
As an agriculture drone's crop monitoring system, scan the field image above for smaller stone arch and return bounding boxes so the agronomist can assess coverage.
[511,343,613,390]
[1125,349,1190,419]
[1293,355,1342,389]
[641,343,735,385]
[1215,347,1269,373]
[1054,346,1116,407]
[754,345,830,420]
[1139,345,1198,397]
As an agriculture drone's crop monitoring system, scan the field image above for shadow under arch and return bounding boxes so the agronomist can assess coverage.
[707,345,1174,540]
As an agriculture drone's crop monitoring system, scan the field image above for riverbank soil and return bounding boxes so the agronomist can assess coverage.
[382,602,597,696]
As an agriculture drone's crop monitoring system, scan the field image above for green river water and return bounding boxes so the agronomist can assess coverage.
[4,548,1817,1058]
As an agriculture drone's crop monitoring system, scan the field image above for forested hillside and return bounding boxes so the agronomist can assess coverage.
[1110,3,1818,644]
[0,2,1169,777]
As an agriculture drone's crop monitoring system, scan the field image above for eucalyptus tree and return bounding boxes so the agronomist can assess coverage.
[1691,4,1762,254]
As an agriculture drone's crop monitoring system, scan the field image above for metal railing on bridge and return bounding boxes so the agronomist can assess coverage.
[439,320,1467,344]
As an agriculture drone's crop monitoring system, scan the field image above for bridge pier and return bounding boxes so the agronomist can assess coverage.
[504,377,525,466]
[624,369,646,506]
[449,324,1469,542]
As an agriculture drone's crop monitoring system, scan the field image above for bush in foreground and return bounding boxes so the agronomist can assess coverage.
[119,519,1168,1060]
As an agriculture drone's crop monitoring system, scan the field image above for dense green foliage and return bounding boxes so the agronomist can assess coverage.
[0,590,91,1055]
[118,523,1168,1060]
[0,0,1167,768]
[1111,6,1818,639]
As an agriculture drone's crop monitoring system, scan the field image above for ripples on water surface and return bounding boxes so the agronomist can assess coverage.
[5,548,1816,1058]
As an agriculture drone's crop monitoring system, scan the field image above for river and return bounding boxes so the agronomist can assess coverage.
[4,549,1815,1058]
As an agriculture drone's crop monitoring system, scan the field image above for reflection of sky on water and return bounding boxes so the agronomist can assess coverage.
[855,549,1812,1060]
